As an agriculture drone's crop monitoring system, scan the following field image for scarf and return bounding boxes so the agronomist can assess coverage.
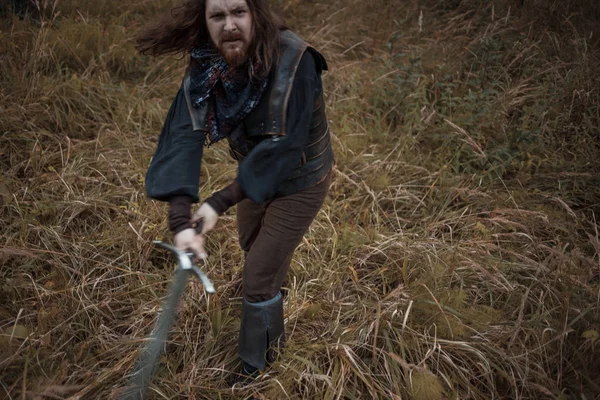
[188,46,269,145]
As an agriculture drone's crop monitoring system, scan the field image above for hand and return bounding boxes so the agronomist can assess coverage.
[191,202,219,235]
[173,228,207,260]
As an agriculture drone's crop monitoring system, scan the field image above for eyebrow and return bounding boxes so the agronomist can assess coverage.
[207,6,224,15]
[207,2,247,14]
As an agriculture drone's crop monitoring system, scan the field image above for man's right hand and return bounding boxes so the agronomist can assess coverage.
[173,228,207,260]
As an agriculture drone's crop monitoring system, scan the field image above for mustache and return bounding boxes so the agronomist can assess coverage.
[220,32,244,45]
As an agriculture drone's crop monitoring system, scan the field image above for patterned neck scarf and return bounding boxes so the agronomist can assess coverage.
[188,46,269,145]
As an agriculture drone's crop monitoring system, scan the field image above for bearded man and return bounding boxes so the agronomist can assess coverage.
[138,0,333,383]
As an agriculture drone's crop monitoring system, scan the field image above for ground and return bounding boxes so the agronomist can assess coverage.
[1,0,599,399]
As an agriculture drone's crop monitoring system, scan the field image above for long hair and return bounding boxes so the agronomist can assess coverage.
[136,0,287,78]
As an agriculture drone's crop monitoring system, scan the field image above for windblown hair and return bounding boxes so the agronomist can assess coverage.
[136,0,288,78]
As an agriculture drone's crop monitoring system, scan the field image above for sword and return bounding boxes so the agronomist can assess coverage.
[121,224,214,400]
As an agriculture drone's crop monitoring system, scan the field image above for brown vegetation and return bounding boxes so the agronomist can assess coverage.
[1,0,599,398]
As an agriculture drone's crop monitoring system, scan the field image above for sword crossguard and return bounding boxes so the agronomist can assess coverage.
[152,240,216,293]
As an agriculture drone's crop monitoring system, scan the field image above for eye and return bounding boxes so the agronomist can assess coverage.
[235,9,246,16]
[211,12,225,19]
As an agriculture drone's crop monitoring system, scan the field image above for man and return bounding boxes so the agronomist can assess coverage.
[139,0,333,384]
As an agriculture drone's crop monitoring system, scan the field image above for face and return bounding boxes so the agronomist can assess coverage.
[205,0,254,67]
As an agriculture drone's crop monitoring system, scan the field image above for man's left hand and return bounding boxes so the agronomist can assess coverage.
[191,202,219,235]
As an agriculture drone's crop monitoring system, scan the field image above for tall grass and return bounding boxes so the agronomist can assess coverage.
[1,0,599,399]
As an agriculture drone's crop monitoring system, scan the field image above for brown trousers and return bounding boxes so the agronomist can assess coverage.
[236,171,331,303]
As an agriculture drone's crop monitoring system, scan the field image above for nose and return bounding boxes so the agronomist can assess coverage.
[224,15,237,32]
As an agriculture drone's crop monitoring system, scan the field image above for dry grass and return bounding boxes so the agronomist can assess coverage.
[1,0,600,399]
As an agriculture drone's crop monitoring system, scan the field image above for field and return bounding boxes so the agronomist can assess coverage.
[1,0,599,399]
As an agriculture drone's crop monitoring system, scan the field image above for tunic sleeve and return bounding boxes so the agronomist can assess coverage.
[236,51,322,204]
[145,87,206,203]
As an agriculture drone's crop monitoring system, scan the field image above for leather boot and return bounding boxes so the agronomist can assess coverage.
[233,292,285,385]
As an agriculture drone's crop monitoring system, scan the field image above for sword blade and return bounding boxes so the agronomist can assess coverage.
[121,268,190,400]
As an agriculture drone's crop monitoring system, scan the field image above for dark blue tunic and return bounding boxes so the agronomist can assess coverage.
[145,52,322,205]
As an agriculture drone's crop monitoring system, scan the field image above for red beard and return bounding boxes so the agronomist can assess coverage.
[219,32,248,67]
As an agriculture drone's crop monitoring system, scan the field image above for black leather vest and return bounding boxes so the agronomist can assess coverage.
[183,30,333,198]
